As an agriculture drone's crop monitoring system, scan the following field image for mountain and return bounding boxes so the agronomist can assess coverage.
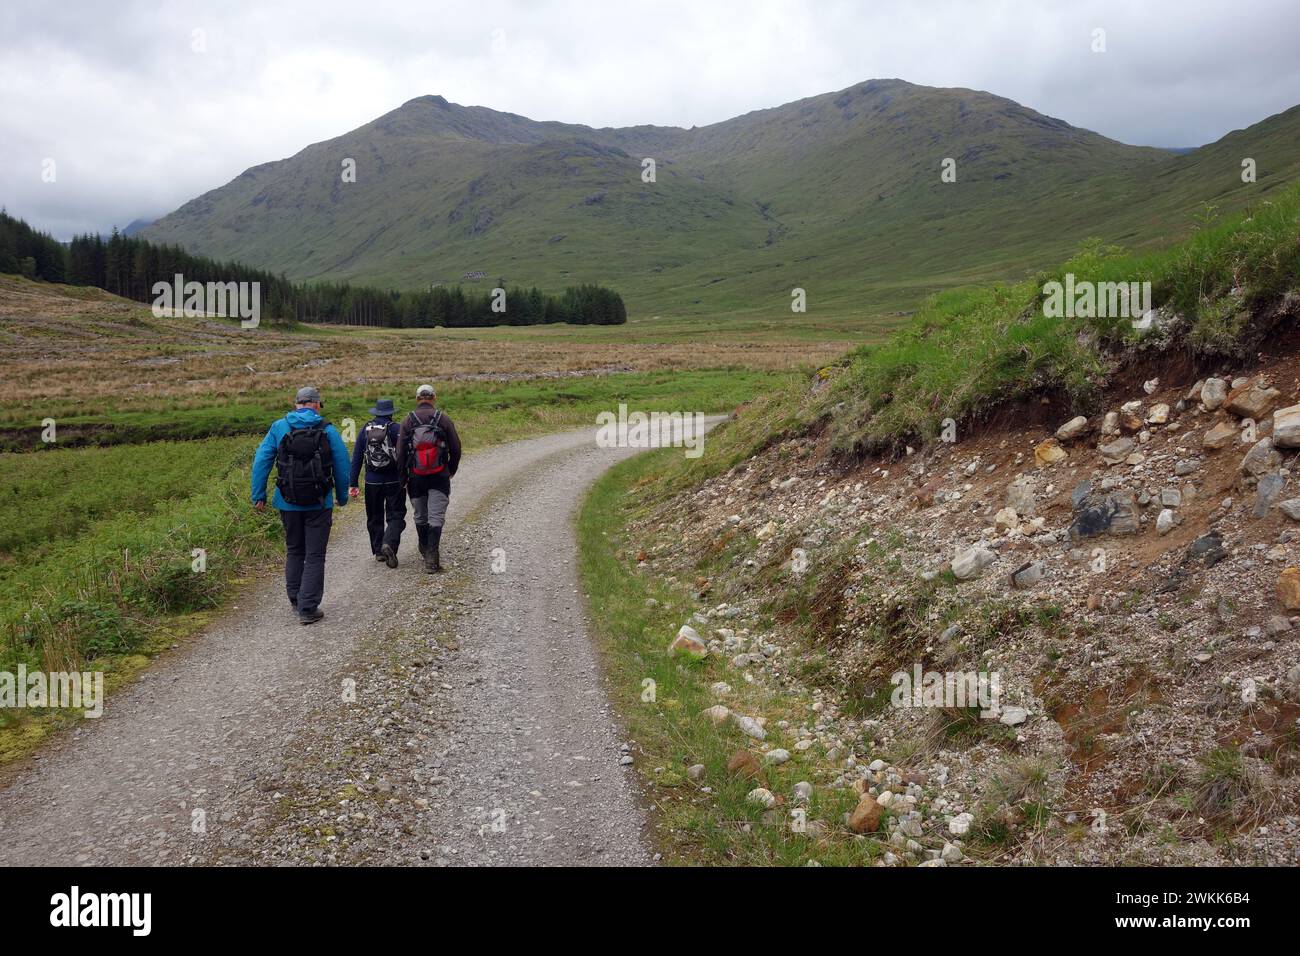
[121,218,154,237]
[142,80,1300,318]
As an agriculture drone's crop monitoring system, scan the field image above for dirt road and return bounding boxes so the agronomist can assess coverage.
[0,426,679,866]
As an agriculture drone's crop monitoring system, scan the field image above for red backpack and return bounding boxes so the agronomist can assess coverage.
[408,409,447,476]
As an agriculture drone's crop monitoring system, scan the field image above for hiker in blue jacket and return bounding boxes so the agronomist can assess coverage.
[250,386,351,625]
[348,397,406,568]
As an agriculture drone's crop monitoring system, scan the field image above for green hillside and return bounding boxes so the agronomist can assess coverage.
[142,80,1300,320]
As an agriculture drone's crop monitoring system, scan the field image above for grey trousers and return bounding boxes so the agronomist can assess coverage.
[280,507,333,614]
[410,489,449,529]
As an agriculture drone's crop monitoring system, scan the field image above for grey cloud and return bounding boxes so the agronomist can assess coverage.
[2,0,1298,238]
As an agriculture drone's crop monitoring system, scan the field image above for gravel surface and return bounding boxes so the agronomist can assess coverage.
[0,427,657,866]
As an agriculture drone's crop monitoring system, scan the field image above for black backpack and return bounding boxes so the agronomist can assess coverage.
[363,420,397,471]
[275,423,334,505]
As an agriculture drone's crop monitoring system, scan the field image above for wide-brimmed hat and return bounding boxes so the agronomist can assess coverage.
[369,398,395,416]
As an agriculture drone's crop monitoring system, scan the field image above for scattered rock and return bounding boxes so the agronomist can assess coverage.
[1070,490,1138,539]
[1071,480,1093,510]
[1099,437,1135,465]
[1188,532,1228,567]
[668,625,708,658]
[702,705,731,726]
[1274,404,1300,448]
[1006,476,1037,516]
[1056,416,1089,441]
[746,788,776,808]
[1203,421,1238,451]
[1035,438,1067,466]
[999,706,1029,726]
[726,750,763,780]
[732,714,767,740]
[994,507,1019,532]
[948,812,974,836]
[952,546,997,580]
[1241,438,1282,478]
[1266,616,1293,636]
[1011,561,1043,589]
[1225,379,1282,420]
[1119,401,1144,432]
[1255,474,1285,518]
[687,763,706,782]
[848,795,884,834]
[1201,377,1228,411]
[1278,568,1300,611]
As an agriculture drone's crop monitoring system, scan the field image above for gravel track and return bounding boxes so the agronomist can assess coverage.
[0,427,659,866]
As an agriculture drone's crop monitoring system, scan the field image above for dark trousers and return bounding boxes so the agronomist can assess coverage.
[364,481,407,554]
[280,508,333,614]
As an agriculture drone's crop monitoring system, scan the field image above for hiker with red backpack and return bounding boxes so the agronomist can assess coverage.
[396,384,462,573]
[250,386,351,625]
[348,398,406,568]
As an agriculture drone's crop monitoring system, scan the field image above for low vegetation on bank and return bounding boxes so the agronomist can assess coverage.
[825,183,1300,457]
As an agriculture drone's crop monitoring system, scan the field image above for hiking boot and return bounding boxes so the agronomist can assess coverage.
[381,543,399,569]
[299,608,325,626]
[415,525,430,559]
[374,552,386,562]
[423,546,438,573]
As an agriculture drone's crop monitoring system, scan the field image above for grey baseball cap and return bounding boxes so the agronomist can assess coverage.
[415,383,435,398]
[295,386,322,404]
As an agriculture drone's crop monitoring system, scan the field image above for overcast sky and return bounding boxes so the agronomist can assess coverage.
[3,0,1298,239]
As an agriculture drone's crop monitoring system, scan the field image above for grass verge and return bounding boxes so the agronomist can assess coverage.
[578,444,882,865]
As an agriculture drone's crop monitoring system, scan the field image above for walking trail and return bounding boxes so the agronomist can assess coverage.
[0,426,673,866]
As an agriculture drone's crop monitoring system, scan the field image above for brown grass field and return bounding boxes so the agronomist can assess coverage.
[0,276,881,414]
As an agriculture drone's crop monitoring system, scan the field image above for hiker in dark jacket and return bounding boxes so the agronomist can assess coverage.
[396,383,462,573]
[251,386,350,625]
[349,398,406,568]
